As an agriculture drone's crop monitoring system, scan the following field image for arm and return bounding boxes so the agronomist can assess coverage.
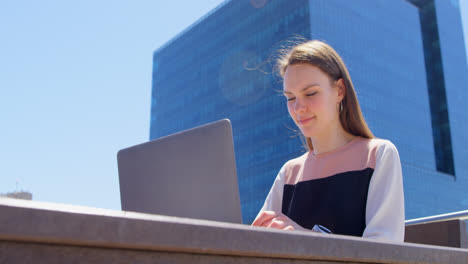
[362,140,405,242]
[256,164,286,214]
[251,164,306,231]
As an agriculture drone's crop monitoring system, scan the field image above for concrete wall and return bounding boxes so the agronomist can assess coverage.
[1,198,467,263]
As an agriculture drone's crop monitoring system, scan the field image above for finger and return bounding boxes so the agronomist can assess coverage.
[266,216,287,225]
[267,219,287,229]
[251,211,278,226]
[252,211,272,226]
[253,213,277,227]
[284,225,295,230]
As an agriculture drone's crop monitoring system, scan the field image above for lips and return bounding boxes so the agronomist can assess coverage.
[298,116,315,125]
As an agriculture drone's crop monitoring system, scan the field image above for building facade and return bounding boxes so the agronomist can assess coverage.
[151,0,468,224]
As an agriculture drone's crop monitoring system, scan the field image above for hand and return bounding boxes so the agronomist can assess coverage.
[251,211,302,231]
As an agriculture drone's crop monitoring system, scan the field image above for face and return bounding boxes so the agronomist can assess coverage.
[283,64,345,139]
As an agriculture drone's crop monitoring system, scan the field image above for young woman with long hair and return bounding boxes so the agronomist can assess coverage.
[251,40,405,242]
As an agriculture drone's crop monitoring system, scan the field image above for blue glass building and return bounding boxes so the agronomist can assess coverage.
[151,0,468,224]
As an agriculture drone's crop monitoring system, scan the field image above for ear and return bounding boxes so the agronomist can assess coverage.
[335,78,346,102]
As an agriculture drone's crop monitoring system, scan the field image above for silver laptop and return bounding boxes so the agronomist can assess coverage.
[117,119,242,224]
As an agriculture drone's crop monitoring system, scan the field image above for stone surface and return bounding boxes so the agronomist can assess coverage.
[0,241,342,264]
[0,198,467,263]
[405,219,468,248]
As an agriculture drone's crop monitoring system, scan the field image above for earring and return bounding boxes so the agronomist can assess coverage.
[340,101,343,112]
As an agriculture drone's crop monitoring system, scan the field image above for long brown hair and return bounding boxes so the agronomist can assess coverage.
[277,39,374,151]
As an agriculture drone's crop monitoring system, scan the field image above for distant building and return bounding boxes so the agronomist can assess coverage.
[1,191,33,200]
[151,0,468,223]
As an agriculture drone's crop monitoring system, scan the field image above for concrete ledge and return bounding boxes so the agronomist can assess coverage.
[405,219,468,248]
[1,198,467,263]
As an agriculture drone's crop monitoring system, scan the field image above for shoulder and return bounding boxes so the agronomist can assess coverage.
[371,138,399,158]
[283,151,310,171]
[339,137,399,170]
[284,152,309,168]
[365,138,400,161]
[366,137,398,152]
[366,138,402,177]
[279,152,309,182]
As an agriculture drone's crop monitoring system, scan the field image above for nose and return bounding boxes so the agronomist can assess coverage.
[294,98,307,113]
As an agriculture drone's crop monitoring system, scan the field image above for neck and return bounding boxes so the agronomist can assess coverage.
[310,123,356,156]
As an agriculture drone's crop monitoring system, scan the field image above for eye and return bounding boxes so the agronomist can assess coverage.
[287,97,296,102]
[306,92,317,97]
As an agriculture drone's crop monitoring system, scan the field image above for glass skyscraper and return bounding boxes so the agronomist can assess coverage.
[151,0,468,224]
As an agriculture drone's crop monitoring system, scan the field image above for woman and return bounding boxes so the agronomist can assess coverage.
[251,40,405,242]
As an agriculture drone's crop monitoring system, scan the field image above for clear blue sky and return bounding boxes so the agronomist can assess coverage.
[0,0,225,210]
[1,0,467,210]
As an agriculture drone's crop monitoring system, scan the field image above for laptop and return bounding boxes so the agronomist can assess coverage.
[117,119,242,224]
